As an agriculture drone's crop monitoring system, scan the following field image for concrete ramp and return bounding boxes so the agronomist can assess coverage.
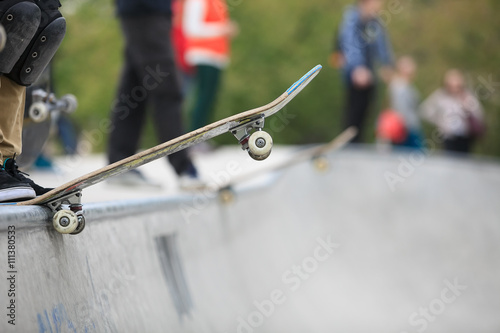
[1,148,499,333]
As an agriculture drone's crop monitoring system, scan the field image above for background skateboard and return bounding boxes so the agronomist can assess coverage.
[18,65,77,168]
[217,126,358,203]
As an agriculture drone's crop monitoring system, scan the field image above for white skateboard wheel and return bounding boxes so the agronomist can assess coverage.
[29,102,49,122]
[248,131,273,161]
[219,188,235,204]
[70,215,86,235]
[53,210,78,234]
[313,156,330,172]
[60,94,78,113]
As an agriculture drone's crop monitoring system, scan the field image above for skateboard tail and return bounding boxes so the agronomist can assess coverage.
[286,65,322,95]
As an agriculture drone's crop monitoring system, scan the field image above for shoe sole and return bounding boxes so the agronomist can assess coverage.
[0,187,36,202]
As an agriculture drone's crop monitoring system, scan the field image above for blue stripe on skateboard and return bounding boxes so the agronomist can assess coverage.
[286,64,322,95]
[0,203,18,205]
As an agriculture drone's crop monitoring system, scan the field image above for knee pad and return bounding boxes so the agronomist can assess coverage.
[7,16,65,85]
[0,1,41,73]
[2,0,65,86]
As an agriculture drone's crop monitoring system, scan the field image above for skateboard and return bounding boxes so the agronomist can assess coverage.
[17,66,78,168]
[3,64,322,235]
[217,126,358,204]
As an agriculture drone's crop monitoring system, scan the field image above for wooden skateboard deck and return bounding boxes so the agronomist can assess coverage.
[2,64,322,234]
[217,127,358,203]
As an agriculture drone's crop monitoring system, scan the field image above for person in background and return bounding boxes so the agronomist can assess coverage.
[337,0,394,143]
[420,69,486,154]
[171,0,195,95]
[183,0,238,133]
[388,56,423,148]
[107,0,201,189]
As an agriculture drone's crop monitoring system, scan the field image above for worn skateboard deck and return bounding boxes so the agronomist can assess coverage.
[3,64,322,231]
[26,64,321,207]
[217,126,358,203]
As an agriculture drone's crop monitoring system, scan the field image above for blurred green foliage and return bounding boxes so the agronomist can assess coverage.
[54,0,500,156]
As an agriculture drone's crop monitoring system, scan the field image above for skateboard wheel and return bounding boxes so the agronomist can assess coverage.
[53,210,78,234]
[29,102,49,122]
[313,156,330,172]
[219,187,235,204]
[60,94,78,113]
[70,215,86,235]
[248,131,273,161]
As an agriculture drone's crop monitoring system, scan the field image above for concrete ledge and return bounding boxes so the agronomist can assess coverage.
[0,195,193,231]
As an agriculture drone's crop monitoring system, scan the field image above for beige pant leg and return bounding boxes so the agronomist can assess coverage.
[0,76,25,165]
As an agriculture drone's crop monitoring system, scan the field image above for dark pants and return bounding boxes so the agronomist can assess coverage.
[444,136,473,154]
[343,83,375,143]
[190,65,221,131]
[107,15,192,175]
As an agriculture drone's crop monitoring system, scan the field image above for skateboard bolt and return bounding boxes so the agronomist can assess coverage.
[255,138,266,148]
[59,217,70,227]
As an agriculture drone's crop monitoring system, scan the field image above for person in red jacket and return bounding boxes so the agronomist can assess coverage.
[171,0,195,95]
[183,0,238,132]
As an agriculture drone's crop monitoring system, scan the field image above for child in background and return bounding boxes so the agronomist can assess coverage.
[420,69,485,153]
[388,56,423,148]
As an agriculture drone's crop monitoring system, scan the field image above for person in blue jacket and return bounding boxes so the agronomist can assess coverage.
[337,0,394,142]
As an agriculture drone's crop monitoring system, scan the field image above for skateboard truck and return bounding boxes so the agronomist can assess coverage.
[230,115,273,161]
[28,89,78,123]
[45,190,85,235]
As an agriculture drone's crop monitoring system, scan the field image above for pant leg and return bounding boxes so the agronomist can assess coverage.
[443,136,472,153]
[107,46,149,164]
[56,115,78,155]
[190,65,221,131]
[119,15,193,175]
[343,83,375,143]
[0,76,25,164]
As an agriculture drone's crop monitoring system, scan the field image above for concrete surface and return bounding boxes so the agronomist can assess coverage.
[0,147,499,333]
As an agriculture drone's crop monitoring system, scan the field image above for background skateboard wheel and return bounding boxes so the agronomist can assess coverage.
[29,102,49,122]
[70,215,86,235]
[60,94,78,114]
[248,131,273,161]
[219,187,235,204]
[53,210,78,234]
[313,156,330,172]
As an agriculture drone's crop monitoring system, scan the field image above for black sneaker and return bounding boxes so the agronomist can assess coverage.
[3,157,52,196]
[0,169,35,202]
